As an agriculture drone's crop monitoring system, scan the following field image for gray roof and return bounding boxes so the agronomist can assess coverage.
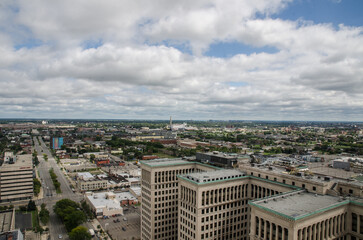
[140,158,191,167]
[250,191,349,220]
[179,169,246,184]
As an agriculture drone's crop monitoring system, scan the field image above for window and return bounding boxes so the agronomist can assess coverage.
[313,186,316,191]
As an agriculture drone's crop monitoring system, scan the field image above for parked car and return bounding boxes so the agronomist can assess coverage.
[122,227,126,231]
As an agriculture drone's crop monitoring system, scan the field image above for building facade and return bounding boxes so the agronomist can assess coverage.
[0,154,33,203]
[250,191,363,240]
[140,159,218,240]
[141,160,363,240]
[178,169,297,240]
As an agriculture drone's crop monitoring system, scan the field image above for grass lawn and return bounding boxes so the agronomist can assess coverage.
[31,210,39,228]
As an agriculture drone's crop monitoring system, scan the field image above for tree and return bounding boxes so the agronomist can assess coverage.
[90,154,95,162]
[64,211,86,232]
[54,199,86,232]
[69,226,91,240]
[39,204,50,225]
[27,200,36,211]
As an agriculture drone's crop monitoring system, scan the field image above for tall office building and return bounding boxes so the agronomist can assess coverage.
[140,159,218,240]
[141,160,363,240]
[178,169,296,240]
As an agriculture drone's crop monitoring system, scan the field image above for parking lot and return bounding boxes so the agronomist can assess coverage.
[99,206,141,240]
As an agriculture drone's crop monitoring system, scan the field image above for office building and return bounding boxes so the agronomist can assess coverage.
[50,137,63,149]
[196,152,237,168]
[178,169,297,240]
[0,154,33,203]
[250,191,363,240]
[140,160,363,240]
[140,158,218,240]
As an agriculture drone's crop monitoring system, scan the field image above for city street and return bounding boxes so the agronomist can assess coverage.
[34,137,85,240]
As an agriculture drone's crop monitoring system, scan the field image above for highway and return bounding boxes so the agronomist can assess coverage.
[33,137,85,240]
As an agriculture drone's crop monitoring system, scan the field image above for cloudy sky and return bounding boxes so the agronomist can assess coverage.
[1,0,362,121]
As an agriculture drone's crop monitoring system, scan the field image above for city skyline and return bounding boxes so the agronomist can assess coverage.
[1,0,363,121]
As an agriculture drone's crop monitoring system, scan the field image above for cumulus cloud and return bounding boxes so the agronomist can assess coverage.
[0,0,362,120]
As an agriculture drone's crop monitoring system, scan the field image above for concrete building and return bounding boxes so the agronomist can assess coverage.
[140,159,363,240]
[140,158,218,240]
[241,164,363,198]
[0,154,33,203]
[85,192,124,218]
[196,152,238,168]
[250,191,363,240]
[333,159,351,171]
[0,230,23,240]
[178,169,297,240]
[0,209,23,240]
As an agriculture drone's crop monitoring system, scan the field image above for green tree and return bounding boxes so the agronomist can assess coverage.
[69,226,91,240]
[33,178,41,196]
[64,211,86,232]
[39,203,50,225]
[27,200,36,211]
[54,199,86,232]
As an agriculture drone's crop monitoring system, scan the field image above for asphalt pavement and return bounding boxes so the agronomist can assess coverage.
[34,137,85,240]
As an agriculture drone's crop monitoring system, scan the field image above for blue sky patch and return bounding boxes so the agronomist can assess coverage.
[14,38,43,50]
[205,41,279,58]
[275,0,363,27]
[82,39,103,50]
[227,82,249,87]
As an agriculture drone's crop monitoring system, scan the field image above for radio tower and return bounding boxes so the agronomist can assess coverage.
[170,116,172,131]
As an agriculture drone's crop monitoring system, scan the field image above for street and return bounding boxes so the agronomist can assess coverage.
[33,137,85,240]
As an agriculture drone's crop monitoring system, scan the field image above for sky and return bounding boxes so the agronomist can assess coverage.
[0,0,363,121]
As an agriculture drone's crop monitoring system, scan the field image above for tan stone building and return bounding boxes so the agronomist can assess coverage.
[178,169,297,240]
[242,164,363,198]
[140,160,363,240]
[0,154,33,203]
[140,158,218,240]
[250,191,363,240]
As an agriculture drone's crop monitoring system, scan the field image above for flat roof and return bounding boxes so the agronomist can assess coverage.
[199,152,238,159]
[140,158,191,167]
[0,155,32,170]
[250,191,347,220]
[179,169,247,185]
[0,211,13,232]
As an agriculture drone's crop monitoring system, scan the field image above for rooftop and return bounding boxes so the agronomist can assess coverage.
[250,191,352,220]
[140,158,191,167]
[179,169,246,184]
[0,154,32,170]
[0,211,13,232]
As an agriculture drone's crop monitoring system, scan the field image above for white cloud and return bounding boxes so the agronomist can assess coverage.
[0,0,362,120]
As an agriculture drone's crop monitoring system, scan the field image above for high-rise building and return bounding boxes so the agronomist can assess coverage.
[50,137,63,149]
[140,159,363,240]
[178,169,297,240]
[140,158,218,240]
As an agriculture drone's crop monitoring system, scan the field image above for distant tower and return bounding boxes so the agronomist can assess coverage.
[170,116,173,131]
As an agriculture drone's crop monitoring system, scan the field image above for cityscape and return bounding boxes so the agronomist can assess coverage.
[1,0,363,240]
[0,119,362,239]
